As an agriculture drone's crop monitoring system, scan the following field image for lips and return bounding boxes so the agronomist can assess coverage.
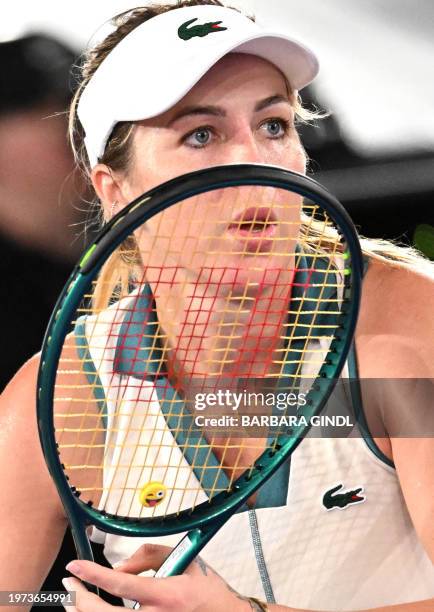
[146,497,158,507]
[227,207,278,253]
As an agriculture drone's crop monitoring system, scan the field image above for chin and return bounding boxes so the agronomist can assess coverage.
[195,259,293,299]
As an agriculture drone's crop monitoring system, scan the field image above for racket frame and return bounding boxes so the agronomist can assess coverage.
[37,163,363,571]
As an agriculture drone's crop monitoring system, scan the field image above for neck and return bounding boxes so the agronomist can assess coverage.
[151,268,294,380]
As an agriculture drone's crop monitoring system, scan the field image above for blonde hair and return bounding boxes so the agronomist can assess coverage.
[68,1,432,309]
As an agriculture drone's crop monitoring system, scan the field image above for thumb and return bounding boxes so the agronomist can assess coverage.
[114,543,172,574]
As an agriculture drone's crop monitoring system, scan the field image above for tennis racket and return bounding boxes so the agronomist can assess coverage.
[37,163,362,595]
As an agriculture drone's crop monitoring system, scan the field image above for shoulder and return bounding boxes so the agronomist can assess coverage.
[355,258,433,378]
[0,339,104,505]
[0,333,84,428]
[360,257,433,329]
[0,353,66,507]
[1,353,41,416]
[0,355,42,474]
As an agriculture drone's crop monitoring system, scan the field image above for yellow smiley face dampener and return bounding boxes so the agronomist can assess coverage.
[139,482,167,507]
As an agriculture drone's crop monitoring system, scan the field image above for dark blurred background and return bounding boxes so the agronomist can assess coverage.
[0,34,89,393]
[0,32,115,608]
[301,86,434,256]
[0,1,432,608]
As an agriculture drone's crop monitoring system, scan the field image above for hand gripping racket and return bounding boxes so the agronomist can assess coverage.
[37,164,362,593]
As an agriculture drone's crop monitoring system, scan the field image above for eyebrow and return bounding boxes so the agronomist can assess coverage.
[167,105,225,127]
[167,94,290,127]
[254,94,291,112]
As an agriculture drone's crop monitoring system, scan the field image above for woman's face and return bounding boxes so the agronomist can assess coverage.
[98,54,305,296]
[123,53,306,196]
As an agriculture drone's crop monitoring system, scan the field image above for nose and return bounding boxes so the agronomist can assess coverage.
[223,126,263,165]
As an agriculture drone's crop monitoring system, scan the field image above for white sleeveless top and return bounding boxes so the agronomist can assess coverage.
[77,289,434,611]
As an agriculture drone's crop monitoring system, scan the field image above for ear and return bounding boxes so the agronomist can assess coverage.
[91,164,130,220]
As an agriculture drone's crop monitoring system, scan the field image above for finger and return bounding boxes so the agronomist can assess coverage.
[61,577,117,612]
[113,543,172,574]
[66,560,178,604]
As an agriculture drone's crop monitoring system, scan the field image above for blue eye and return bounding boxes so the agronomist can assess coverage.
[262,119,289,138]
[184,127,213,148]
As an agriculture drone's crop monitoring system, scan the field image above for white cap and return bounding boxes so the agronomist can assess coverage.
[78,5,319,167]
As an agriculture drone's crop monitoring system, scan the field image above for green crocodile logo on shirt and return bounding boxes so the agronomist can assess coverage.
[323,483,365,511]
[178,18,227,41]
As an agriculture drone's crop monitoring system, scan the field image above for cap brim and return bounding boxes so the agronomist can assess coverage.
[115,32,318,122]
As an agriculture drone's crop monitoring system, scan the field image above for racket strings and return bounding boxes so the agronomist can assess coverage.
[118,198,210,517]
[134,192,285,509]
[164,192,292,503]
[54,186,349,519]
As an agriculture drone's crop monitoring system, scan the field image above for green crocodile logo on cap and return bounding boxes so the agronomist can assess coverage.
[178,18,227,41]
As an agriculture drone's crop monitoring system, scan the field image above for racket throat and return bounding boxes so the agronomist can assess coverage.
[154,529,209,578]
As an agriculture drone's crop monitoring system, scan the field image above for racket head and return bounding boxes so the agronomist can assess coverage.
[37,163,363,537]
